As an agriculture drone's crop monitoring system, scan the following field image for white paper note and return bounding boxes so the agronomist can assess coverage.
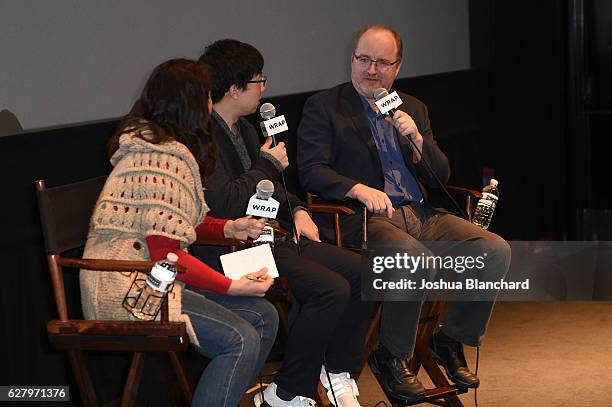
[220,244,279,280]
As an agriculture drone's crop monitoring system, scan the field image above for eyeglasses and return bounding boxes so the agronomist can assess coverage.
[247,75,267,86]
[353,54,400,71]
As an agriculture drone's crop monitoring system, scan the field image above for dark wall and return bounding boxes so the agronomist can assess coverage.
[470,0,570,239]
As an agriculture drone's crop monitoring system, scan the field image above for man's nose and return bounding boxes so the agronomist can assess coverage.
[366,62,378,75]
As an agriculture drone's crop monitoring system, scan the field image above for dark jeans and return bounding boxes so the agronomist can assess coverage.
[368,203,511,358]
[273,239,375,398]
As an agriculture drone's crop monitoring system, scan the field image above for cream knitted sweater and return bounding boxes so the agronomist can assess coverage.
[80,129,208,345]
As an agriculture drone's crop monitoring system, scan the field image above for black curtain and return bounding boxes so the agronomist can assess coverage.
[469,0,569,239]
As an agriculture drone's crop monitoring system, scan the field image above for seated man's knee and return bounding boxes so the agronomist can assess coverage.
[483,233,511,265]
[314,274,351,311]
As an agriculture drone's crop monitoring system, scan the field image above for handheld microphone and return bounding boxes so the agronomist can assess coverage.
[259,103,276,140]
[257,105,302,255]
[247,180,280,248]
[373,87,402,117]
[374,89,468,220]
[258,102,288,145]
[246,180,279,218]
[259,103,276,120]
[256,179,274,200]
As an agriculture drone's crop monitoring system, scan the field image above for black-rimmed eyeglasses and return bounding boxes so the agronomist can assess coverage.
[247,75,267,86]
[353,54,400,71]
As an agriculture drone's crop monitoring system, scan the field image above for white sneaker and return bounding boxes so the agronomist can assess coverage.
[253,382,318,407]
[319,367,361,407]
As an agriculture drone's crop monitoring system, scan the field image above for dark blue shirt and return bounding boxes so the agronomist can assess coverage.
[360,96,423,205]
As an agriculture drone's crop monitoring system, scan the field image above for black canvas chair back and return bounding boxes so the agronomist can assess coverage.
[35,176,192,407]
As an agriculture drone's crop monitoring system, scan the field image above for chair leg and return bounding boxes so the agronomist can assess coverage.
[362,303,382,367]
[120,352,145,407]
[168,351,193,406]
[69,350,98,407]
[413,302,464,407]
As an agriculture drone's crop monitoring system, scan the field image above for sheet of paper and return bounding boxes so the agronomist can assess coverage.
[220,244,279,280]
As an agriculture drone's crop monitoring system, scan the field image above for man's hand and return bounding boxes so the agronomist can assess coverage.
[227,267,273,297]
[293,209,320,243]
[223,216,267,240]
[386,110,423,158]
[260,137,289,169]
[346,183,394,218]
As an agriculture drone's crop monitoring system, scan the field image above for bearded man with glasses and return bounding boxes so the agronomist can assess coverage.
[297,25,510,403]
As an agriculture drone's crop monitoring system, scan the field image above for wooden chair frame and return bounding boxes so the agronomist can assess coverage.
[36,177,192,407]
[309,186,482,407]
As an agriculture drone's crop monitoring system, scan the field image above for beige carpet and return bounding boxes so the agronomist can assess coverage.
[243,302,612,406]
[357,302,612,407]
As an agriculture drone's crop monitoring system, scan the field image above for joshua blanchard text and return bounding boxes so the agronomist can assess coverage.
[373,278,530,290]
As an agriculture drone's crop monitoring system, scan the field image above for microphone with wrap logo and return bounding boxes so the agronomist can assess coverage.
[256,102,303,255]
[260,102,276,120]
[373,87,399,117]
[246,180,280,250]
[373,87,467,219]
[259,103,276,141]
[259,102,288,146]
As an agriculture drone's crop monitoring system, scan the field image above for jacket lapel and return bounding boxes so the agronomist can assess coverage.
[210,119,245,177]
[239,119,261,165]
[340,84,382,170]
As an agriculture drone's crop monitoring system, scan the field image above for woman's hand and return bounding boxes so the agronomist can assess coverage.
[223,216,267,240]
[226,267,273,297]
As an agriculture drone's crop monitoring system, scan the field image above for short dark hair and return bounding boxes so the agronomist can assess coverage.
[353,24,403,60]
[198,39,264,103]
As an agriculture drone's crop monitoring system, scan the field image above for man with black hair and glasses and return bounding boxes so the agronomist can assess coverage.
[297,25,511,402]
[195,39,374,407]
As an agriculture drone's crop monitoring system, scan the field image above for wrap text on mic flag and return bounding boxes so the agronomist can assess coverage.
[259,102,288,137]
[373,88,403,116]
[246,179,280,218]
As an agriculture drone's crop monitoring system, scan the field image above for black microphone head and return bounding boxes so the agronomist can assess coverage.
[259,103,276,120]
[255,179,275,200]
[373,88,389,101]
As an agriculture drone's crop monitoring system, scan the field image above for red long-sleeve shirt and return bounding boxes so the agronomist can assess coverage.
[146,216,232,294]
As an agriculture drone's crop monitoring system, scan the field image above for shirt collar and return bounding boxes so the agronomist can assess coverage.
[357,93,387,120]
[212,110,242,139]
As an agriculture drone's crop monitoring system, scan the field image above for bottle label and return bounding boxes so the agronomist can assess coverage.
[147,264,175,293]
[253,225,274,244]
[477,200,493,209]
[481,192,498,202]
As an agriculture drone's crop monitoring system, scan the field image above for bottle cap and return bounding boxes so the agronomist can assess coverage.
[166,252,178,263]
[490,179,498,187]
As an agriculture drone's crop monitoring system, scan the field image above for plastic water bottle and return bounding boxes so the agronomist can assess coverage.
[472,179,499,230]
[251,222,275,252]
[123,252,178,321]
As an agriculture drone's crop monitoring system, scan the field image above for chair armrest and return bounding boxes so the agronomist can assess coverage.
[193,238,247,248]
[308,203,356,216]
[446,185,482,200]
[58,257,186,273]
[306,195,367,248]
[59,257,155,272]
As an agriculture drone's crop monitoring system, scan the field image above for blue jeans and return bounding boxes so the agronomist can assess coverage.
[181,287,278,407]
